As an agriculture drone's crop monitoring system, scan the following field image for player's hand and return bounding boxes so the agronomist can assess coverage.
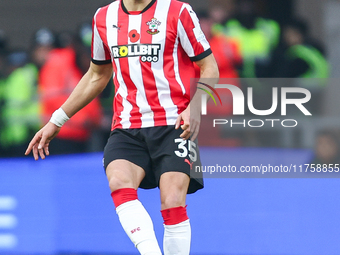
[25,122,61,160]
[175,105,201,141]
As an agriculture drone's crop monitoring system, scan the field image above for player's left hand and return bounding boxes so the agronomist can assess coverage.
[25,122,61,160]
[175,104,201,141]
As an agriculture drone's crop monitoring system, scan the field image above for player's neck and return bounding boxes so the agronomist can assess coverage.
[122,0,153,12]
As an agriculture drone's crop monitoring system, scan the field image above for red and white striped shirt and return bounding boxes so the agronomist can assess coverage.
[92,0,211,130]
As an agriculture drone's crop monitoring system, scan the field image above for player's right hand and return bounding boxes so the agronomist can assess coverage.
[25,122,61,160]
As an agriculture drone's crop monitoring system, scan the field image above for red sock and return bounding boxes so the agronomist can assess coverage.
[161,206,189,225]
[111,188,138,208]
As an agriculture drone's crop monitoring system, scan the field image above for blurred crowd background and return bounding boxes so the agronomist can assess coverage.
[0,0,339,165]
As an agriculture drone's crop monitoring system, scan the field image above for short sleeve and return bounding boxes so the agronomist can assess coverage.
[177,4,212,62]
[91,8,112,65]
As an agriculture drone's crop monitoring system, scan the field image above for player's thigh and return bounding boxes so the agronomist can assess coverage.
[159,171,190,210]
[106,159,146,192]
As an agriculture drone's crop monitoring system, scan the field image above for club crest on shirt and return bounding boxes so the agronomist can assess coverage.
[146,18,161,35]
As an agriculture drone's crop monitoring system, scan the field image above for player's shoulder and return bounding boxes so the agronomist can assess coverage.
[94,1,119,16]
[169,0,192,9]
[166,0,195,18]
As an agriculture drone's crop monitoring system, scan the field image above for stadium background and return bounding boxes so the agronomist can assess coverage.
[1,0,340,254]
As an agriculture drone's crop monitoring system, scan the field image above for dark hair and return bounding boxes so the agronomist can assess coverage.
[31,28,56,50]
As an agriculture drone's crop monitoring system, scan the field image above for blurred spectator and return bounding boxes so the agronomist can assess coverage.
[195,10,243,147]
[0,50,41,157]
[197,10,242,80]
[273,18,329,79]
[0,30,9,156]
[210,3,235,35]
[218,0,280,79]
[271,18,329,115]
[31,28,55,69]
[76,22,93,73]
[0,29,43,157]
[212,0,281,123]
[311,130,340,165]
[210,5,229,25]
[0,30,8,92]
[78,22,92,49]
[0,30,8,75]
[0,51,6,110]
[0,28,56,157]
[195,10,242,116]
[38,29,103,154]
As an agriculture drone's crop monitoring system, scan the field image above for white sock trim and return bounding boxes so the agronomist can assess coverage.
[164,219,191,255]
[164,219,190,229]
[116,199,139,214]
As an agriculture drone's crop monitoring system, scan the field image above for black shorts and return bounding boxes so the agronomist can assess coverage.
[103,125,203,194]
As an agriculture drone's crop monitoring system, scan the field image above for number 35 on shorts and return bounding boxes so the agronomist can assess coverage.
[174,138,197,162]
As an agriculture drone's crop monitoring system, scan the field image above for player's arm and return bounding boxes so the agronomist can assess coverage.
[25,62,113,160]
[175,54,219,140]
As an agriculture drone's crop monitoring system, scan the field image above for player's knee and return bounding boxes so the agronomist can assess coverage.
[108,174,134,192]
[161,193,185,209]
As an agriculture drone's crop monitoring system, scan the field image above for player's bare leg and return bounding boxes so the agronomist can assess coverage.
[107,160,162,255]
[160,172,191,255]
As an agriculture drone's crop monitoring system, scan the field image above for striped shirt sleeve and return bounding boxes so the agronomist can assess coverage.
[177,4,212,62]
[91,8,112,65]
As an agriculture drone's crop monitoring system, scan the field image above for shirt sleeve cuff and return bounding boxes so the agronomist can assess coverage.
[91,59,112,65]
[190,49,212,62]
